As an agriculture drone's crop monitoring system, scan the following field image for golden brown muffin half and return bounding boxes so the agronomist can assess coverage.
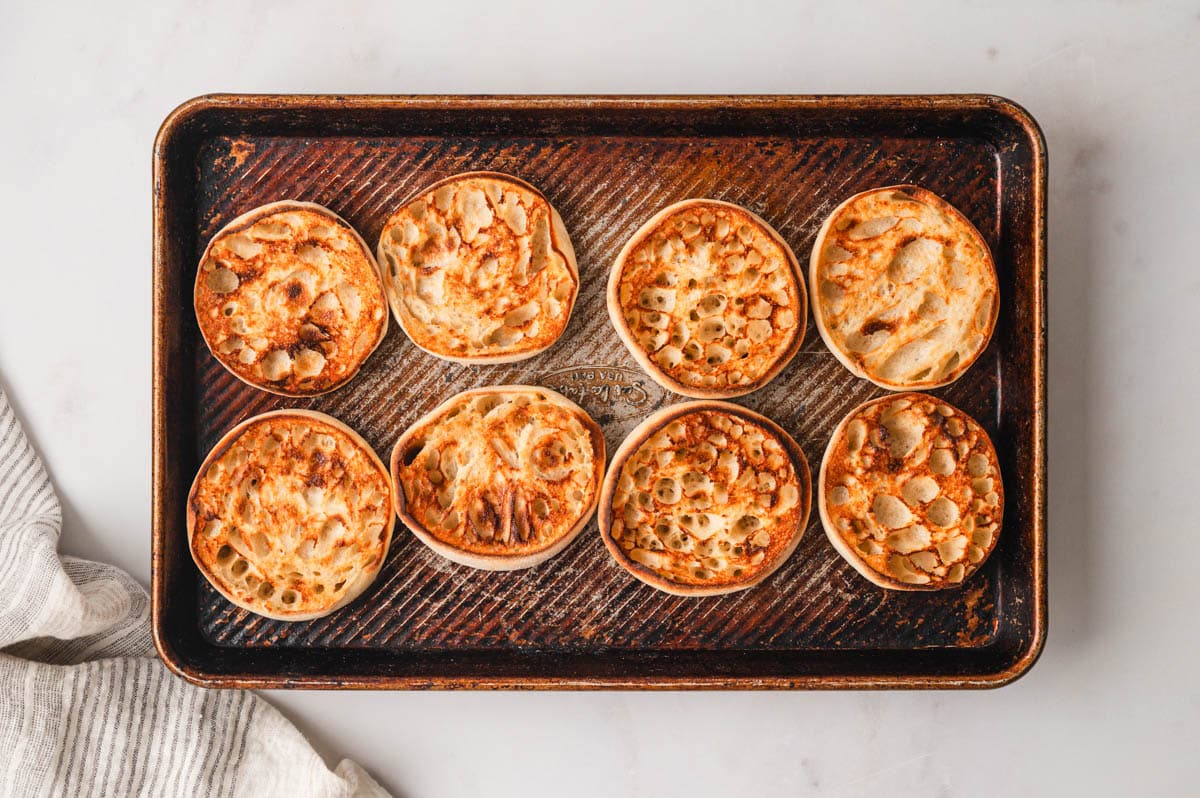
[819,393,1003,590]
[608,199,806,398]
[810,185,998,390]
[391,386,604,570]
[194,201,388,396]
[377,172,578,363]
[187,410,394,621]
[598,401,811,596]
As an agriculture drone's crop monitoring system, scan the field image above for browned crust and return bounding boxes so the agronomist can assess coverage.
[186,409,395,621]
[809,185,999,391]
[193,200,389,397]
[598,400,812,596]
[817,392,1003,591]
[390,385,605,571]
[379,171,579,364]
[607,199,807,399]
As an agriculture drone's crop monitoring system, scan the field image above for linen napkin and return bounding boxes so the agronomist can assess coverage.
[0,388,389,797]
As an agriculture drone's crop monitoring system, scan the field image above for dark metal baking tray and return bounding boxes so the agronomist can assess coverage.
[152,95,1046,689]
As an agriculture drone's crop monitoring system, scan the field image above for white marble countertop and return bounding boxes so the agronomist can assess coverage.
[2,0,1197,794]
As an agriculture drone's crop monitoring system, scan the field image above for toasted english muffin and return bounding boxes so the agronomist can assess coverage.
[598,401,811,596]
[810,185,998,390]
[194,201,388,396]
[819,393,1003,590]
[608,200,806,398]
[377,172,578,363]
[391,386,604,570]
[187,410,394,621]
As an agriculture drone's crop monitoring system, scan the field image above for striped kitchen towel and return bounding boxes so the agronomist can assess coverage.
[0,388,389,797]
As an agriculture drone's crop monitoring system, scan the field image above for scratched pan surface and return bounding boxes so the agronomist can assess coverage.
[152,96,1045,688]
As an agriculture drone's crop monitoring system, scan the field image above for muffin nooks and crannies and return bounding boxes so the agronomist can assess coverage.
[378,172,579,363]
[819,393,1003,590]
[810,185,998,390]
[599,401,811,596]
[391,386,604,571]
[608,199,806,398]
[194,201,388,396]
[188,410,394,620]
